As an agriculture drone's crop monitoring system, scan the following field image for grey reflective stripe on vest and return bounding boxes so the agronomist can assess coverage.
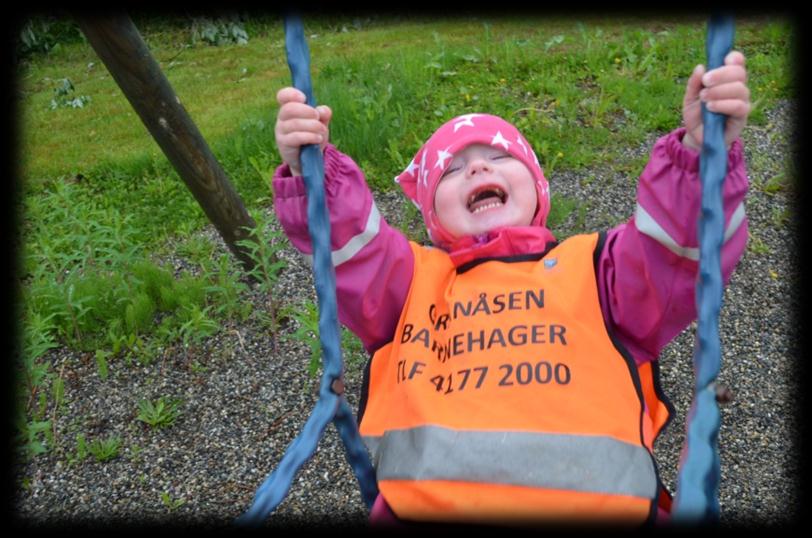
[364,425,658,500]
[635,201,745,261]
[303,201,381,268]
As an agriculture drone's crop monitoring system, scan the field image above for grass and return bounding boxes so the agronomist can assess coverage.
[14,14,794,461]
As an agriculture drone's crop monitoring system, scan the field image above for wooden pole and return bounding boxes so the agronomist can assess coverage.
[74,14,257,271]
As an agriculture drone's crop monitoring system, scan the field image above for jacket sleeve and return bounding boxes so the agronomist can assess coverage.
[596,127,749,365]
[273,144,414,354]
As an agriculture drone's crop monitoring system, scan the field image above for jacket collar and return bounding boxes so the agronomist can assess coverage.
[446,226,558,269]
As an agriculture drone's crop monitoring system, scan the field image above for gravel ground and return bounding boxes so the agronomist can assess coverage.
[13,99,799,529]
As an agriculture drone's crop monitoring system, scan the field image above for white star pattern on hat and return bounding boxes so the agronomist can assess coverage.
[452,113,483,132]
[491,131,511,150]
[515,136,528,155]
[404,158,419,177]
[434,146,453,170]
[419,150,429,188]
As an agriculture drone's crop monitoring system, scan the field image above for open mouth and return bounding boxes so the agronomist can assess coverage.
[467,186,507,214]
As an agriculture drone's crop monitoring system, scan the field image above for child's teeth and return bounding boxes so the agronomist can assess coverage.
[472,201,502,214]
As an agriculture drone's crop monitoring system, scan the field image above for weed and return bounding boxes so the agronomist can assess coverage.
[50,363,66,446]
[49,78,91,110]
[87,435,122,463]
[282,301,322,378]
[236,211,287,294]
[748,234,770,256]
[69,433,89,465]
[761,172,788,196]
[281,300,369,379]
[546,193,579,231]
[136,397,182,430]
[771,206,792,229]
[94,349,111,380]
[236,210,288,335]
[202,254,252,321]
[14,416,52,460]
[190,361,209,374]
[176,235,217,266]
[129,444,144,464]
[160,491,186,511]
[191,15,249,46]
[178,304,220,349]
[18,310,58,410]
[341,328,368,373]
[17,17,84,58]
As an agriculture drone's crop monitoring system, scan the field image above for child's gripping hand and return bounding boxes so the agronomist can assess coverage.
[274,87,333,176]
[682,50,751,151]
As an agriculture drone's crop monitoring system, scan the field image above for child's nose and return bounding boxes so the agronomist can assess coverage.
[467,158,492,177]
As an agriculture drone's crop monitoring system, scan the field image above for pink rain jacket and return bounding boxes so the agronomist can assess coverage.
[272,127,749,523]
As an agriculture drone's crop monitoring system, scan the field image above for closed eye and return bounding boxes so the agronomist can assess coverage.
[441,166,461,179]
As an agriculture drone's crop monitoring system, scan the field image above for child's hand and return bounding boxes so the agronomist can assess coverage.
[274,87,332,176]
[682,50,751,151]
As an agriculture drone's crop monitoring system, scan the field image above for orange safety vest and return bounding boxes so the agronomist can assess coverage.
[358,232,673,524]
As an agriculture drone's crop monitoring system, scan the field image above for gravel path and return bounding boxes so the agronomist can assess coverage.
[13,99,798,528]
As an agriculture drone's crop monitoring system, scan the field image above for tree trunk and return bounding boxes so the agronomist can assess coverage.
[74,14,258,272]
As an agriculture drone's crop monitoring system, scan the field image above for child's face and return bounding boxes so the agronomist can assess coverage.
[433,144,538,240]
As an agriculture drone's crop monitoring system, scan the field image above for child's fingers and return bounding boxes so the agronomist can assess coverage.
[705,98,751,118]
[277,116,327,135]
[701,63,747,88]
[278,130,324,148]
[684,64,706,103]
[316,105,333,127]
[724,50,746,67]
[276,86,307,106]
[277,101,320,122]
[700,81,750,104]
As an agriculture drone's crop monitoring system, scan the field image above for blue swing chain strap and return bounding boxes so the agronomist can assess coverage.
[235,14,378,526]
[672,14,735,523]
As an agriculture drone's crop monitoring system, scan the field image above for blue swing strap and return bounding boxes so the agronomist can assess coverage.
[671,14,734,523]
[235,14,378,527]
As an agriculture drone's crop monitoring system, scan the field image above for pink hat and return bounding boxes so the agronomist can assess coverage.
[395,113,550,248]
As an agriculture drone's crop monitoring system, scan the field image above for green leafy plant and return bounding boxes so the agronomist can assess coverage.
[201,253,251,320]
[546,193,579,231]
[15,416,52,459]
[18,17,83,57]
[282,301,322,378]
[160,490,186,511]
[236,213,287,295]
[87,435,122,462]
[191,16,249,46]
[70,433,89,464]
[136,397,182,429]
[178,304,220,349]
[18,310,58,409]
[94,349,110,380]
[49,78,91,110]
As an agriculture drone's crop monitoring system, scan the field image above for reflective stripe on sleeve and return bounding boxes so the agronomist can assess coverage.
[304,201,381,267]
[634,202,745,261]
[363,425,658,500]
